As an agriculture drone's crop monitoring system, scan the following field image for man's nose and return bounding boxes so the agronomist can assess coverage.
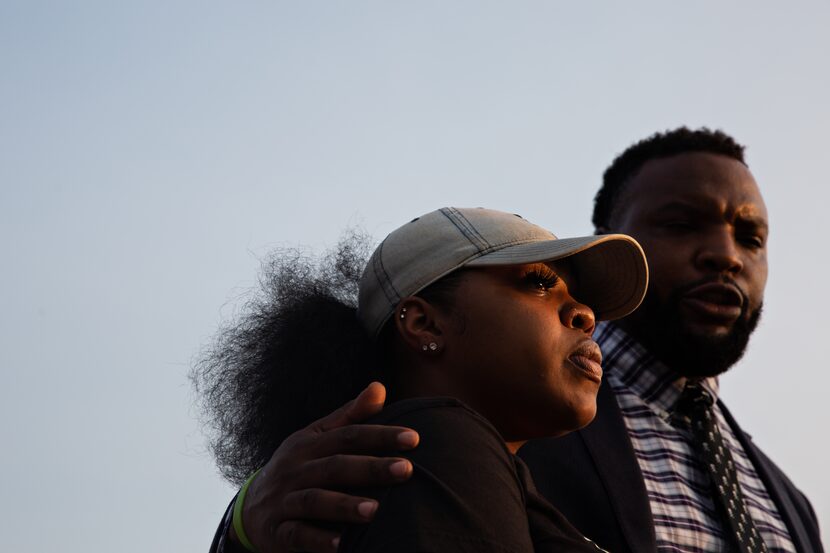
[561,302,596,335]
[695,228,744,274]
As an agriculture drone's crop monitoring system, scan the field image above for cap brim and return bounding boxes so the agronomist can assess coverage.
[466,234,648,320]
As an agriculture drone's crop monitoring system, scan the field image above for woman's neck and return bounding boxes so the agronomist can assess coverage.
[390,370,526,456]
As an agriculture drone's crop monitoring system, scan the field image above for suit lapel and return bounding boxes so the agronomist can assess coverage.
[580,380,657,553]
[717,401,818,552]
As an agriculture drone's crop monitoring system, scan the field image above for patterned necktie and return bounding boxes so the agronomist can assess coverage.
[672,381,769,553]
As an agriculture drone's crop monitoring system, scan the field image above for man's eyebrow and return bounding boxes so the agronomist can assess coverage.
[653,200,768,225]
[735,214,769,231]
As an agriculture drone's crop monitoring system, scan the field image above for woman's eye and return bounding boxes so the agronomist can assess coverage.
[525,271,560,291]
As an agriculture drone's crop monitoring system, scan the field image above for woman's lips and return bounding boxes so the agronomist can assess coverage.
[681,282,744,321]
[567,341,603,383]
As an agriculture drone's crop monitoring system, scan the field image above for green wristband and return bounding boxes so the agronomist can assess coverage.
[232,468,262,553]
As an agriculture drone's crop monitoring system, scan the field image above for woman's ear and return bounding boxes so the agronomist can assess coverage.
[393,296,445,355]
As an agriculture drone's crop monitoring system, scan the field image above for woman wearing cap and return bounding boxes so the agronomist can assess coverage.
[198,207,648,553]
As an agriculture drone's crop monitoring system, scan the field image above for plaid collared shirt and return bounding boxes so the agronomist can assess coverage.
[596,321,796,553]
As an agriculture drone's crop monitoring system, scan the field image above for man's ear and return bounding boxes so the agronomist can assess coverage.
[393,296,445,355]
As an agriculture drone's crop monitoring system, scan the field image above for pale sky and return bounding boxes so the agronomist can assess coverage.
[1,1,828,551]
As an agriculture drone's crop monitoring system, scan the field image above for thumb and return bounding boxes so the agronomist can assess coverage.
[309,381,387,433]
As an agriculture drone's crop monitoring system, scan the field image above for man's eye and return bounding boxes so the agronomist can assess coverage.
[662,220,695,230]
[739,234,765,249]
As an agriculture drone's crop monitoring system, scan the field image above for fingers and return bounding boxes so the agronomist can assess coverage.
[311,382,387,433]
[290,455,413,491]
[241,383,421,553]
[297,383,419,460]
[343,381,387,422]
[301,423,419,459]
[272,520,341,553]
[281,488,381,523]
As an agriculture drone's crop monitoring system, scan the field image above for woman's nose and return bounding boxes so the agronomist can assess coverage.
[562,301,596,335]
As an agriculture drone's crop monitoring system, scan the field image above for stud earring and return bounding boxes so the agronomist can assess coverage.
[429,342,438,351]
[400,307,407,319]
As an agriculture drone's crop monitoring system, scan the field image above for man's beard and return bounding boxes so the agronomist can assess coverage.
[620,277,762,378]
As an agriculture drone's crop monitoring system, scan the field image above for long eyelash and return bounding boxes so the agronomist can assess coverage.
[524,267,560,289]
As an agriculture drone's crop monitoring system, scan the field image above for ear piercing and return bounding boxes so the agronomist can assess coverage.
[400,310,438,352]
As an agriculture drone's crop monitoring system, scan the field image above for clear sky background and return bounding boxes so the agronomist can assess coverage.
[1,1,828,551]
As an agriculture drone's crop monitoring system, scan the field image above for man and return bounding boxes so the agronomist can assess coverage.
[517,128,821,552]
[210,128,823,553]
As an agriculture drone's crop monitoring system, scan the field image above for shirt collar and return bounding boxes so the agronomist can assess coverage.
[595,321,720,420]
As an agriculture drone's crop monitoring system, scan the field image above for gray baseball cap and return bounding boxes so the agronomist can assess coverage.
[358,207,648,337]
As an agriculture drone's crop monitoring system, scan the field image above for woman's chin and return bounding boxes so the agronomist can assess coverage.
[573,402,598,429]
[560,399,598,433]
[517,401,598,441]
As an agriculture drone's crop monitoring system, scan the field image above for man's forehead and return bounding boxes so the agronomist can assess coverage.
[622,152,768,218]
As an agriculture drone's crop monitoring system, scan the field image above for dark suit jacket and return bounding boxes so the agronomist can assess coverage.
[518,381,824,553]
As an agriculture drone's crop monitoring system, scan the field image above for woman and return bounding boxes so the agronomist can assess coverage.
[198,207,648,552]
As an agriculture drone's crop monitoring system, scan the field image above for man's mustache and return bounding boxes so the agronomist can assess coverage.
[670,275,750,312]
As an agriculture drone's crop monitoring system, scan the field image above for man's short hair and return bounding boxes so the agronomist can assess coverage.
[592,127,747,230]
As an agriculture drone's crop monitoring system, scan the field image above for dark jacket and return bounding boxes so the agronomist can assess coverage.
[518,381,824,553]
